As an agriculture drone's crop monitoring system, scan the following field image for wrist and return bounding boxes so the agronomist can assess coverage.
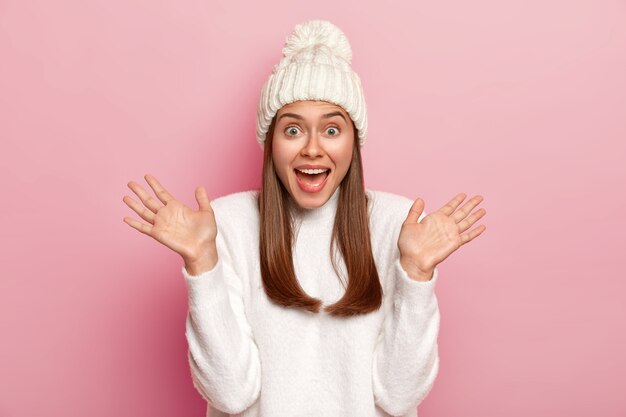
[184,245,218,276]
[399,256,434,282]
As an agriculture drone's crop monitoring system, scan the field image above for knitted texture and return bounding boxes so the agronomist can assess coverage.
[182,187,440,416]
[256,20,368,150]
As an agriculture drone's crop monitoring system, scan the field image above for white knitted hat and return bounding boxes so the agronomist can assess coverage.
[256,19,368,150]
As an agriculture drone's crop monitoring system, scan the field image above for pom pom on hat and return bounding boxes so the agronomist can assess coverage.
[282,20,352,63]
[256,19,368,150]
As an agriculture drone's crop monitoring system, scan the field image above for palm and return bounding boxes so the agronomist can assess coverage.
[398,193,487,272]
[399,213,460,267]
[150,199,217,259]
[123,174,217,262]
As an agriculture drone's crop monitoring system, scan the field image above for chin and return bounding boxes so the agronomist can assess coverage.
[290,184,334,209]
[292,194,324,209]
[297,199,324,210]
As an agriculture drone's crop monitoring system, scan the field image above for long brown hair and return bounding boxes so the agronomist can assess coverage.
[258,114,382,317]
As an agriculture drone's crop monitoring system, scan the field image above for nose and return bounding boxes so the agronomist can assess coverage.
[300,132,324,158]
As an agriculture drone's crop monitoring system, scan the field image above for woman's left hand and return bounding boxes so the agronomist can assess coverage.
[397,193,487,281]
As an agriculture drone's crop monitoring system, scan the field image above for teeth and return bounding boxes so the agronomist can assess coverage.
[296,168,329,174]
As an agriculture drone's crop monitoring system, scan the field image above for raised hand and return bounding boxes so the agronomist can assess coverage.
[397,193,487,281]
[122,174,218,271]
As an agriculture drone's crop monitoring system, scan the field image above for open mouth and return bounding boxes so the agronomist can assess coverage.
[293,168,331,186]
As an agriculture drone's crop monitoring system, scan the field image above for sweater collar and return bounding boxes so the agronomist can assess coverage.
[288,185,340,223]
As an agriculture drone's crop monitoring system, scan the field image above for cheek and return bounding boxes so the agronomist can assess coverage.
[334,143,354,171]
[271,143,293,178]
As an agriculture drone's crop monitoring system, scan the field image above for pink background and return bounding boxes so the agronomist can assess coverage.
[1,0,625,416]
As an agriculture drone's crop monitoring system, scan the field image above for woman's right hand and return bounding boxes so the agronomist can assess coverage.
[122,174,218,271]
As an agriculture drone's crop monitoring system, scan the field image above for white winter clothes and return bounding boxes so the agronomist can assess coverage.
[182,186,440,417]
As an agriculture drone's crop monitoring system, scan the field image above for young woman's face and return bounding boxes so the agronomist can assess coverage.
[272,100,355,209]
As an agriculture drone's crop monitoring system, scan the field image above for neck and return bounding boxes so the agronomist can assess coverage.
[288,185,340,223]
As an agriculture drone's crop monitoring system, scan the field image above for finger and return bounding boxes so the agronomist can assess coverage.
[128,181,163,213]
[403,198,424,225]
[123,216,153,237]
[144,174,176,205]
[460,224,487,245]
[452,194,484,223]
[123,195,156,225]
[457,207,486,234]
[439,193,467,216]
[195,186,213,212]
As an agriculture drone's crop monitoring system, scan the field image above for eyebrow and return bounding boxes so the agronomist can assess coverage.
[277,111,347,123]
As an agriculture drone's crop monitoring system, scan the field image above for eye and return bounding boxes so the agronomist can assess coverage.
[284,126,300,136]
[326,126,340,136]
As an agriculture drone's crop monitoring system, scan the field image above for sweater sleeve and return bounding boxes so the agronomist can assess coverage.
[372,228,441,416]
[182,230,262,414]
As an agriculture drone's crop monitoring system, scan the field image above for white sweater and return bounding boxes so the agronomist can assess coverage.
[182,186,440,417]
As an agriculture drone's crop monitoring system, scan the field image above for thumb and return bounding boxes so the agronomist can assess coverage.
[404,197,424,225]
[195,186,212,212]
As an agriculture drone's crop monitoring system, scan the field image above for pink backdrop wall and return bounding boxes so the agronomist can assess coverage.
[1,0,624,416]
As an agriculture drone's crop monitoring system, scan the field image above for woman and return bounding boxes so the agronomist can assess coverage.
[123,20,486,417]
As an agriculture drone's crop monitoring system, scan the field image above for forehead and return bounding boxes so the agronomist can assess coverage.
[277,100,348,117]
